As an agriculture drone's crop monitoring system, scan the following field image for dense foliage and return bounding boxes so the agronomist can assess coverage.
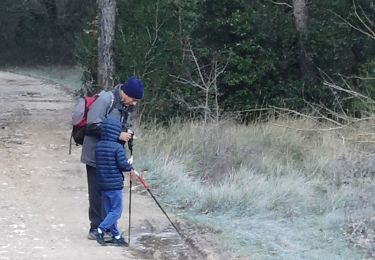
[0,0,95,64]
[1,0,374,120]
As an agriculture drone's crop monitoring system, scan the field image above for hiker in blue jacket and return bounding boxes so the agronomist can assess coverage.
[81,76,144,240]
[94,117,133,246]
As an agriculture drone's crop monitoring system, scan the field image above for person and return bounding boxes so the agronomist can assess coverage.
[94,117,134,246]
[81,76,144,240]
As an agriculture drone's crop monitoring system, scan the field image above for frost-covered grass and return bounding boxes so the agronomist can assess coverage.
[134,118,375,259]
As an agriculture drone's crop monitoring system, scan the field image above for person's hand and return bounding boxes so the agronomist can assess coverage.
[129,169,135,180]
[119,131,132,142]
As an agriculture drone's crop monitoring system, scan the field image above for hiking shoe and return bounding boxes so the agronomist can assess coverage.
[108,237,129,247]
[87,229,99,240]
[88,229,112,241]
[95,231,106,246]
[103,231,113,242]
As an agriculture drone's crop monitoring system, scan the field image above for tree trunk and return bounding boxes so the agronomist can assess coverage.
[97,0,116,89]
[292,0,317,84]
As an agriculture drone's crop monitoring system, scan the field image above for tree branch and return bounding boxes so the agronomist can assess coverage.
[170,74,207,91]
[188,47,208,88]
[323,82,375,105]
[328,8,375,40]
[269,0,292,9]
[352,0,375,38]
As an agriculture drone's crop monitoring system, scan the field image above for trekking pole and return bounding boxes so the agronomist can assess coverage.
[128,171,133,245]
[133,170,185,239]
[127,131,134,245]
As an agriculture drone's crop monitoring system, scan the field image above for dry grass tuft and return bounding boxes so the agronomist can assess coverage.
[346,217,375,258]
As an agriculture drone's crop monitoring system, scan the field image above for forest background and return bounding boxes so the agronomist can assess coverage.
[1,0,374,121]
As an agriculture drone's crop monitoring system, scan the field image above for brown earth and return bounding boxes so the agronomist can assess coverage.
[0,71,241,260]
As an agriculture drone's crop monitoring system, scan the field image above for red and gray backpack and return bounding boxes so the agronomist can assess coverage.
[69,92,114,154]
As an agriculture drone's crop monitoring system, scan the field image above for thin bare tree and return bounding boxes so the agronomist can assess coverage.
[171,46,227,123]
[292,0,317,84]
[269,0,317,84]
[97,0,116,89]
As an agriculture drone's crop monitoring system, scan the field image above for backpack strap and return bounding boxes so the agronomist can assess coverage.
[105,92,115,117]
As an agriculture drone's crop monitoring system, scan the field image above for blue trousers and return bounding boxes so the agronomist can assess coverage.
[98,190,123,237]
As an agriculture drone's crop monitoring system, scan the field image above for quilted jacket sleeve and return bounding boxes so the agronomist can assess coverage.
[116,145,133,172]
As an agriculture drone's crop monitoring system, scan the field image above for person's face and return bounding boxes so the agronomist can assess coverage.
[120,89,138,107]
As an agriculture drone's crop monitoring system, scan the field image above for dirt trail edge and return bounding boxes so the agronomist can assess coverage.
[0,72,238,260]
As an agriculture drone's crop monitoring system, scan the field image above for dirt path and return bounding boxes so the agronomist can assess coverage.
[0,72,234,260]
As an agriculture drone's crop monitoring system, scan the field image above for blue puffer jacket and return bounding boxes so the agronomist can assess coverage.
[95,118,132,191]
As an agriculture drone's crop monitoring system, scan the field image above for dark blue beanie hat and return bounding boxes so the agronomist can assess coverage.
[121,76,144,99]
